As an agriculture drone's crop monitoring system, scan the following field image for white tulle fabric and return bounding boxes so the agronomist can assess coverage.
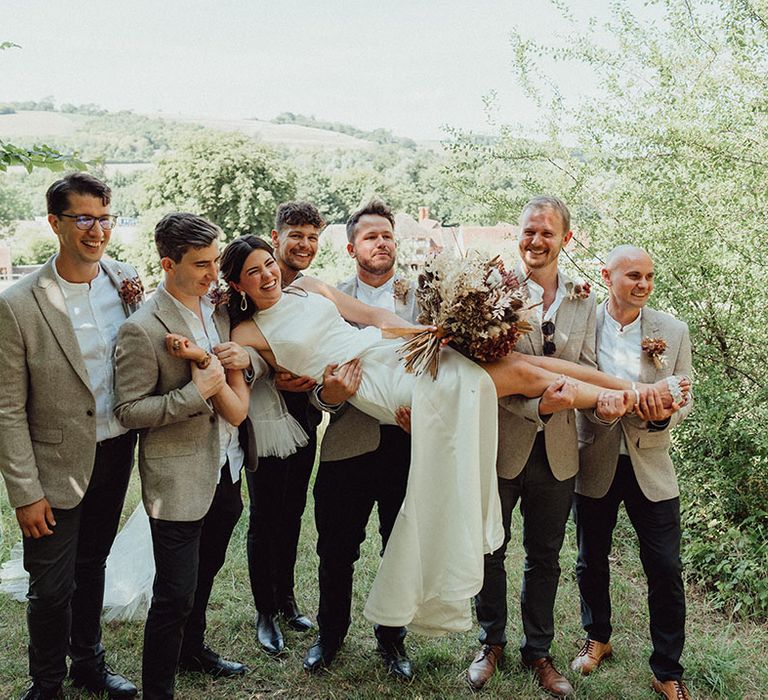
[254,291,504,635]
[248,375,309,458]
[1,504,154,621]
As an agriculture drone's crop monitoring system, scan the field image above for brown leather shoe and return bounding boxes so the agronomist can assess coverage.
[652,676,692,699]
[466,644,504,691]
[570,638,613,675]
[524,656,574,698]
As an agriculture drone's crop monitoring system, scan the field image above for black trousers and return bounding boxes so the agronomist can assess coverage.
[475,433,574,661]
[142,466,243,700]
[314,425,410,646]
[245,433,316,615]
[22,431,135,691]
[575,455,685,681]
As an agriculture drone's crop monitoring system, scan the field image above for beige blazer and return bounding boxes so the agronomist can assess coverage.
[576,303,693,502]
[496,267,597,481]
[114,287,231,522]
[0,256,141,509]
[319,275,420,462]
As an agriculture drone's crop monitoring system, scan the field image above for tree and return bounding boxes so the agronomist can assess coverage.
[444,0,768,617]
[144,133,296,240]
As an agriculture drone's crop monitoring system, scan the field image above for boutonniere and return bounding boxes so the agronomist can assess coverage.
[641,336,668,369]
[393,278,410,304]
[566,278,591,301]
[119,276,144,306]
[208,285,230,307]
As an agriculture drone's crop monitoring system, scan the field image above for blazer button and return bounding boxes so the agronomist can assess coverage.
[86,409,94,416]
[209,416,216,423]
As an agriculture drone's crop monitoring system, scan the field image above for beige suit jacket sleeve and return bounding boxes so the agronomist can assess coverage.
[0,295,44,508]
[114,319,212,429]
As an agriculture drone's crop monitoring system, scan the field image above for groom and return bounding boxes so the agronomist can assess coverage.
[114,213,251,699]
[304,199,420,679]
[0,172,139,699]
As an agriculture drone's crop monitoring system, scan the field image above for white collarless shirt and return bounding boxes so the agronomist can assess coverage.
[525,274,568,324]
[356,277,396,313]
[54,259,128,442]
[164,287,244,482]
[598,307,643,454]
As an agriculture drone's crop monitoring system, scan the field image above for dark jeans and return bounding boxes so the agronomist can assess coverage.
[22,431,135,691]
[475,433,574,662]
[142,466,243,700]
[314,425,410,646]
[575,455,685,681]
[245,433,316,615]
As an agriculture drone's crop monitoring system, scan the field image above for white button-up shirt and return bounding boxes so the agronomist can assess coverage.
[525,274,568,323]
[54,259,128,442]
[356,276,396,313]
[165,288,244,483]
[598,307,643,454]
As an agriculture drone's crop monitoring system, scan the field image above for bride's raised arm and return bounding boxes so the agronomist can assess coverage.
[293,275,415,331]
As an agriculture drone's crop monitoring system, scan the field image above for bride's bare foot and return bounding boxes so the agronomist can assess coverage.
[165,333,212,368]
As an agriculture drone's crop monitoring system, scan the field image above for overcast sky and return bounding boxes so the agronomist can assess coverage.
[2,0,653,140]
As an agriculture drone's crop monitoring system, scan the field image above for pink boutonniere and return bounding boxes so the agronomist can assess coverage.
[641,336,668,369]
[208,285,230,307]
[393,278,410,304]
[567,278,591,301]
[119,276,144,307]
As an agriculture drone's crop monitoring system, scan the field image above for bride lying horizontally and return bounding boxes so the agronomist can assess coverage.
[166,235,689,636]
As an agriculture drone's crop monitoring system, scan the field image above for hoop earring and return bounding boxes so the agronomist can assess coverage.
[240,291,248,311]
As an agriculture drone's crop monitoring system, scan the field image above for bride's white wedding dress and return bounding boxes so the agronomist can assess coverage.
[254,291,504,635]
[1,502,154,622]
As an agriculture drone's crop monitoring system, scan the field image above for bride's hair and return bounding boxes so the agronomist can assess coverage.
[220,234,276,325]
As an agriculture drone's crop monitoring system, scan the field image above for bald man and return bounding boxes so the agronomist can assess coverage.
[571,246,694,700]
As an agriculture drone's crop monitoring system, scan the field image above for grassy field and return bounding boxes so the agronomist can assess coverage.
[1,466,766,700]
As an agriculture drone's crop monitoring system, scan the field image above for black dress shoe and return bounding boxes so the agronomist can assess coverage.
[303,637,340,673]
[178,644,246,678]
[70,663,138,698]
[377,639,414,681]
[278,598,314,632]
[19,684,62,700]
[256,612,285,654]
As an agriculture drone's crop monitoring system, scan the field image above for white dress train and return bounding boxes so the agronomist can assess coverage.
[1,503,154,622]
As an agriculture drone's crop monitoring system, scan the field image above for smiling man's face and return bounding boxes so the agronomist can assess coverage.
[347,214,397,277]
[49,192,112,270]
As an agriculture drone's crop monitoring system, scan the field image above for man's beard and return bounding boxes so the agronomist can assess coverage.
[358,255,395,276]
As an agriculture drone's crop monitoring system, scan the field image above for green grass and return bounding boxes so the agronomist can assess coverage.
[1,467,766,700]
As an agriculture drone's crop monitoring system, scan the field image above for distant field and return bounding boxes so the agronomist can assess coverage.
[0,110,374,150]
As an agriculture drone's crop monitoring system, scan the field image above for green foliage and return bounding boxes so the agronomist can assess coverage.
[8,228,57,265]
[445,0,768,616]
[0,178,32,227]
[144,133,297,241]
[0,141,86,174]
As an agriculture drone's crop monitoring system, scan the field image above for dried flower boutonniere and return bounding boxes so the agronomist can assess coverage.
[119,276,144,307]
[566,278,591,301]
[208,285,230,307]
[393,278,410,304]
[641,336,668,369]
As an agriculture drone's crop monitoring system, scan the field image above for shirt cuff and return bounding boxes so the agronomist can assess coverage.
[312,384,344,413]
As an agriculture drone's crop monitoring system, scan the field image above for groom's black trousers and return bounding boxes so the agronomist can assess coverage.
[575,456,685,681]
[314,425,410,646]
[142,465,242,700]
[22,431,135,691]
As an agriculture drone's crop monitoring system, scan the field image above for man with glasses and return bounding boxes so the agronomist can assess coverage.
[467,195,596,698]
[0,172,140,699]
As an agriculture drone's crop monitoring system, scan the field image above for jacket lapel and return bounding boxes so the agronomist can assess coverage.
[31,258,91,388]
[640,309,663,382]
[100,259,133,316]
[595,302,606,355]
[552,296,576,358]
[213,305,230,343]
[516,264,540,354]
[152,287,196,339]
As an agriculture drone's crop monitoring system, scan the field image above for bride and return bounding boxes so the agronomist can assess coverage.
[167,234,687,635]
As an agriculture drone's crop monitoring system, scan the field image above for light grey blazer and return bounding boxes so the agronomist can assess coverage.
[318,275,421,462]
[0,256,141,509]
[576,303,693,502]
[496,267,597,481]
[114,288,231,522]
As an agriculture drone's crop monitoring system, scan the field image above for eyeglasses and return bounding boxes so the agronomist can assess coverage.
[58,213,118,231]
[541,320,556,356]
